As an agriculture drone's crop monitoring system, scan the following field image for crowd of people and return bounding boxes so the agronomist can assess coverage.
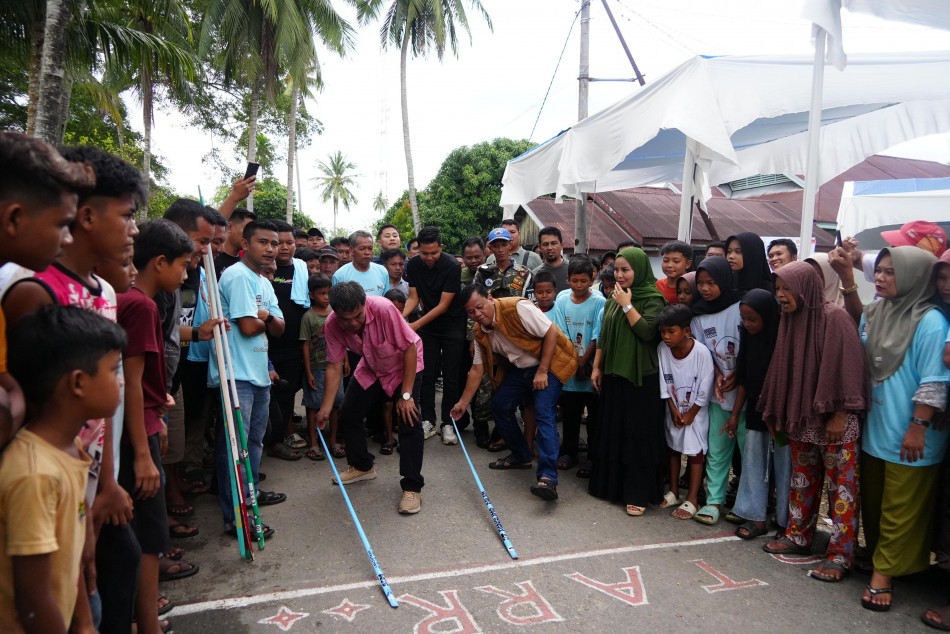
[0,131,948,632]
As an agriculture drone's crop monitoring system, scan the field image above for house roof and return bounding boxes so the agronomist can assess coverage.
[521,199,621,253]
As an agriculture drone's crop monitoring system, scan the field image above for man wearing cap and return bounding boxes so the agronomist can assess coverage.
[475,228,534,298]
[318,245,340,277]
[485,219,543,270]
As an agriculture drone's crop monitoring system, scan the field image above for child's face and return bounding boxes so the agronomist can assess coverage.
[726,239,744,272]
[568,272,593,296]
[311,286,330,309]
[392,300,406,313]
[676,278,693,306]
[601,279,616,295]
[774,276,798,313]
[96,253,137,294]
[84,350,124,419]
[661,251,689,280]
[157,253,191,292]
[261,260,276,281]
[696,270,721,302]
[659,325,689,349]
[739,303,764,334]
[307,259,321,276]
[534,282,556,307]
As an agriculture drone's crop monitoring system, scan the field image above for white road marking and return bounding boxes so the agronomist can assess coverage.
[169,534,739,617]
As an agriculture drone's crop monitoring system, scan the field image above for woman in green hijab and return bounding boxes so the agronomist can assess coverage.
[589,247,667,515]
[859,246,950,612]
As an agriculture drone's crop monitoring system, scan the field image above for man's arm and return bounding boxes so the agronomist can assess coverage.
[123,355,160,499]
[449,363,485,421]
[217,176,256,219]
[409,291,455,331]
[2,280,54,330]
[13,554,68,634]
[402,287,421,319]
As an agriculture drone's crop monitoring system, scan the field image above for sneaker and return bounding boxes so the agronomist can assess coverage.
[398,491,421,514]
[332,465,377,485]
[441,424,458,445]
[422,420,437,440]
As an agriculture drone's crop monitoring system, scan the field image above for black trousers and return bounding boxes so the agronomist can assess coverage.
[559,390,599,459]
[419,324,465,427]
[339,373,424,492]
[266,350,303,444]
[95,523,142,634]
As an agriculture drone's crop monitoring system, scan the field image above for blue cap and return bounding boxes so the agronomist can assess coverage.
[487,227,512,243]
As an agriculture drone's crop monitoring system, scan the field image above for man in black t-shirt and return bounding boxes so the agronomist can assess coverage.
[215,208,256,277]
[402,226,467,445]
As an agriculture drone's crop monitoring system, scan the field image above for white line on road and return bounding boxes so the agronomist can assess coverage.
[169,534,739,617]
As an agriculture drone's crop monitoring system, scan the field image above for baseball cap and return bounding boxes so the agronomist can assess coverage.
[881,221,947,256]
[318,245,340,260]
[487,227,512,243]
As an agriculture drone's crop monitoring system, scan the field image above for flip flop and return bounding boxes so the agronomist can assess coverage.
[530,477,559,501]
[672,500,697,519]
[626,504,646,516]
[488,455,532,470]
[576,462,592,478]
[167,503,194,517]
[306,447,326,461]
[694,504,720,525]
[158,596,174,616]
[486,439,507,453]
[168,519,199,539]
[736,521,769,540]
[180,479,209,496]
[762,536,811,555]
[921,605,950,631]
[861,584,893,612]
[380,441,397,456]
[659,491,679,509]
[556,455,577,470]
[810,560,850,582]
[164,547,183,561]
[331,444,346,459]
[158,558,199,582]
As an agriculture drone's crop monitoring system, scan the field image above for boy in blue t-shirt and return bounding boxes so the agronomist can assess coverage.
[552,255,605,474]
[211,220,287,539]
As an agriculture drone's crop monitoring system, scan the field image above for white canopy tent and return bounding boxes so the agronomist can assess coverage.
[836,177,950,239]
[500,52,950,253]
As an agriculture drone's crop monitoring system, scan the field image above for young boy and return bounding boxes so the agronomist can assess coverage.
[384,288,408,313]
[380,248,409,298]
[300,274,344,460]
[533,271,557,312]
[657,240,693,304]
[1,305,125,633]
[117,219,193,634]
[656,304,714,521]
[552,256,605,475]
[599,263,616,297]
[294,247,319,276]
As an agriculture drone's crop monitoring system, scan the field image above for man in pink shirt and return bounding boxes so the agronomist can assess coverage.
[317,281,426,515]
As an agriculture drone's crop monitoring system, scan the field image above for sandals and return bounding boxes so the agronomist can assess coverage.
[659,491,679,509]
[736,521,769,540]
[488,455,532,470]
[158,596,174,616]
[530,477,558,501]
[331,444,346,459]
[180,478,209,496]
[486,439,507,453]
[164,547,183,561]
[576,461,592,478]
[158,558,199,582]
[762,536,811,555]
[556,455,578,470]
[672,501,697,519]
[694,504,721,525]
[626,505,646,516]
[380,441,397,456]
[267,444,302,461]
[861,584,893,612]
[809,560,850,583]
[167,503,194,518]
[922,605,950,631]
[168,519,199,539]
[284,433,307,449]
[306,447,325,461]
[724,511,744,525]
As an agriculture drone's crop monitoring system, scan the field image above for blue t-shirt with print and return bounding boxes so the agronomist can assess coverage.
[553,292,605,392]
[209,261,283,388]
[332,262,390,297]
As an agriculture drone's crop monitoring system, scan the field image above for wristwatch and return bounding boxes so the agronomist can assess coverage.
[622,304,633,314]
[264,313,274,325]
[401,392,412,401]
[911,416,931,428]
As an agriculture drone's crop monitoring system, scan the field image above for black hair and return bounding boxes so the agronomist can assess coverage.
[767,238,798,257]
[0,133,95,207]
[706,240,726,253]
[272,220,294,234]
[307,227,324,238]
[538,226,563,243]
[293,228,308,240]
[656,303,693,330]
[330,236,349,248]
[376,223,399,240]
[9,304,127,407]
[416,225,441,246]
[229,208,256,224]
[205,207,227,227]
[380,248,405,263]
[492,287,513,299]
[307,273,332,293]
[406,237,419,249]
[243,219,279,242]
[660,240,693,261]
[295,247,319,262]
[600,262,616,282]
[568,255,594,278]
[348,229,372,248]
[384,288,407,303]
[533,271,556,288]
[329,281,366,313]
[458,283,489,306]
[163,198,205,232]
[616,239,643,250]
[500,218,519,230]
[132,219,194,270]
[462,236,485,252]
[57,145,146,207]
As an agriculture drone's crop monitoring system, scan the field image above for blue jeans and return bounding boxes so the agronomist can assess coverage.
[732,428,792,527]
[216,380,270,523]
[491,366,562,484]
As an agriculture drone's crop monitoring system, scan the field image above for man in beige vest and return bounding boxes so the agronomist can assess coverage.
[450,284,577,501]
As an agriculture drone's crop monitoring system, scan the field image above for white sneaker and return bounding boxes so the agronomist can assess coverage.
[332,465,377,485]
[422,420,437,440]
[441,424,458,445]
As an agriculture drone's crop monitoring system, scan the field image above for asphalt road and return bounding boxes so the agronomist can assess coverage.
[160,403,946,633]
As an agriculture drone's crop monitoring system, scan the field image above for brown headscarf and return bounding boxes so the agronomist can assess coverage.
[804,255,844,307]
[677,271,697,305]
[758,261,869,435]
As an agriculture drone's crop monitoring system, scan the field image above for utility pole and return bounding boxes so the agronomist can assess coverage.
[574,0,590,255]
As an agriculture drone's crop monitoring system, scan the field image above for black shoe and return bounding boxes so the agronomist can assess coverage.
[257,490,286,506]
[226,523,274,540]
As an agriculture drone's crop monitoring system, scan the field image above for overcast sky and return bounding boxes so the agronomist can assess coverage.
[137,0,950,232]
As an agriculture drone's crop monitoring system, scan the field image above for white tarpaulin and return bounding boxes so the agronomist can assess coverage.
[500,53,950,216]
[836,177,950,239]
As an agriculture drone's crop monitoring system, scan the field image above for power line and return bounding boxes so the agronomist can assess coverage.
[529,3,586,140]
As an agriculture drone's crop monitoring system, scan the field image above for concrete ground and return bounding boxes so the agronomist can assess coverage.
[160,403,946,633]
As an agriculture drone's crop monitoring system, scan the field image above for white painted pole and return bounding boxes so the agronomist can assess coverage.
[799,28,827,259]
[677,138,697,242]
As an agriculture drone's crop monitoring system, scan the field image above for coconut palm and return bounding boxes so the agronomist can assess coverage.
[313,151,359,232]
[380,0,492,232]
[373,190,388,214]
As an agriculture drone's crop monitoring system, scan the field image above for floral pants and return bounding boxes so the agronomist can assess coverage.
[785,439,860,566]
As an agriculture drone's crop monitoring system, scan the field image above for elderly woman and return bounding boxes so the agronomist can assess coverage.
[860,246,950,612]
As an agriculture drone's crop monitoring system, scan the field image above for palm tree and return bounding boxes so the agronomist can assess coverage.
[380,0,492,232]
[313,151,359,233]
[373,190,388,214]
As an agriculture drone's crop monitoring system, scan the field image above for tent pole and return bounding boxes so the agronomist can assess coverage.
[574,0,591,255]
[799,28,827,259]
[677,138,696,242]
